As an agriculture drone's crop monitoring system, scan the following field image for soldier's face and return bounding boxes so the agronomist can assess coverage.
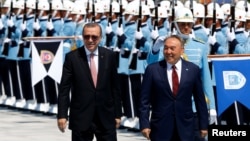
[245,20,250,31]
[177,22,193,35]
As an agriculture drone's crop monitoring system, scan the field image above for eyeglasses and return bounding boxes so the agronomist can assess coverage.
[83,35,100,41]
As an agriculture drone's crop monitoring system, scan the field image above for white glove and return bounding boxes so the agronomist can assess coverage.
[209,109,217,125]
[135,28,143,40]
[227,28,235,42]
[33,20,40,30]
[19,40,24,45]
[113,47,120,52]
[7,18,14,27]
[116,26,123,36]
[46,19,54,30]
[0,20,3,29]
[77,35,83,40]
[151,27,159,40]
[105,23,112,34]
[4,38,11,43]
[63,42,71,48]
[208,33,216,45]
[132,48,139,53]
[21,21,27,31]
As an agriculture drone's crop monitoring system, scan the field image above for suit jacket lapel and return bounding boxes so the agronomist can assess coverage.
[158,60,173,97]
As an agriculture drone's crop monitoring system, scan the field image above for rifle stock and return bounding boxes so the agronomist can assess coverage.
[230,2,235,33]
[211,1,216,36]
[2,0,13,56]
[129,2,142,70]
[17,0,27,58]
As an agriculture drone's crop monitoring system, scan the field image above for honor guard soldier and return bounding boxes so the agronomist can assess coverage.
[72,0,87,49]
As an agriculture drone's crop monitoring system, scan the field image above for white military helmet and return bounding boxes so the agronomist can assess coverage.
[88,2,104,13]
[111,1,120,13]
[206,5,224,20]
[52,0,64,10]
[38,1,49,10]
[206,2,220,13]
[168,0,184,16]
[235,9,246,22]
[193,3,204,18]
[3,0,15,8]
[26,0,36,9]
[102,0,110,13]
[71,4,86,15]
[14,0,24,9]
[146,0,155,9]
[141,4,150,16]
[175,7,194,23]
[184,0,197,9]
[123,1,139,15]
[121,0,128,10]
[220,3,231,15]
[236,0,250,10]
[62,0,74,11]
[151,6,168,18]
[160,0,170,9]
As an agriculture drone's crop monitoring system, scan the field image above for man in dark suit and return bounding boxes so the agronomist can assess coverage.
[57,23,122,141]
[139,35,208,141]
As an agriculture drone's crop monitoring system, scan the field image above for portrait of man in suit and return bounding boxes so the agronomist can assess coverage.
[57,23,122,141]
[139,35,208,141]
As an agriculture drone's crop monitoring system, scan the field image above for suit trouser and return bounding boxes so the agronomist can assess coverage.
[194,113,205,141]
[71,114,117,141]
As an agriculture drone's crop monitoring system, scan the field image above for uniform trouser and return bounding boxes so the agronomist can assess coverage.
[0,58,11,97]
[119,73,142,118]
[18,60,34,101]
[34,76,58,104]
[8,60,22,99]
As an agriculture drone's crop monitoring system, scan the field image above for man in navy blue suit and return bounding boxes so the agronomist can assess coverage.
[139,35,208,141]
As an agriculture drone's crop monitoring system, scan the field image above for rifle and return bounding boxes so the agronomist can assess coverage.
[129,0,142,70]
[154,4,158,30]
[2,0,13,56]
[0,2,2,19]
[48,0,52,21]
[47,0,52,36]
[228,0,235,54]
[190,0,193,14]
[245,0,248,13]
[91,0,95,22]
[34,0,38,22]
[114,0,123,68]
[204,0,208,27]
[17,0,27,58]
[211,0,216,36]
[229,0,235,33]
[170,0,175,34]
[105,0,113,47]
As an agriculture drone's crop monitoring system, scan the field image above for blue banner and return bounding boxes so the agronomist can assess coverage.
[212,59,250,116]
